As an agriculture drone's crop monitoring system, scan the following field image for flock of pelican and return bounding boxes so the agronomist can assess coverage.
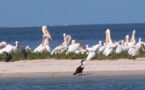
[0,26,145,61]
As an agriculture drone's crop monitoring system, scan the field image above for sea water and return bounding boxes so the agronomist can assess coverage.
[0,76,145,90]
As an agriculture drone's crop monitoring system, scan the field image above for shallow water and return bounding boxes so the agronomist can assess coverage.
[0,76,145,90]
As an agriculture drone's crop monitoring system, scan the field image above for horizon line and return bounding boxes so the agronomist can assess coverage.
[0,22,145,28]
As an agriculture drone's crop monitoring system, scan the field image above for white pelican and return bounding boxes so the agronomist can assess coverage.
[86,51,96,60]
[67,40,81,53]
[98,43,107,53]
[128,38,143,60]
[74,44,88,55]
[115,41,123,54]
[92,41,102,52]
[0,41,7,48]
[127,30,136,47]
[136,38,143,49]
[51,33,71,54]
[121,35,130,52]
[25,45,32,52]
[86,41,102,52]
[103,46,114,56]
[0,41,21,54]
[103,29,116,56]
[75,48,88,55]
[34,26,52,53]
[128,46,140,61]
[86,44,94,52]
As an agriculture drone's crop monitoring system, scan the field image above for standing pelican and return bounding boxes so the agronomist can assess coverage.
[34,26,52,53]
[127,30,136,47]
[103,29,116,56]
[51,33,71,54]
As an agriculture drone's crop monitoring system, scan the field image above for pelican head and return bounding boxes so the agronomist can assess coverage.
[63,33,66,37]
[125,35,129,44]
[15,41,18,44]
[99,41,102,45]
[133,30,136,34]
[66,35,71,45]
[71,40,76,44]
[138,38,141,41]
[130,30,136,42]
[0,41,7,47]
[42,26,52,40]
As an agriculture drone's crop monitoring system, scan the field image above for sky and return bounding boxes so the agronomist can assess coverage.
[0,0,145,27]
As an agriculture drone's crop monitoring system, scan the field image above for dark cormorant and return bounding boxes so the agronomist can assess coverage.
[22,48,27,59]
[73,60,85,75]
[5,52,12,62]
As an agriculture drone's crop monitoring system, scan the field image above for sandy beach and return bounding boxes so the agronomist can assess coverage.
[0,58,145,78]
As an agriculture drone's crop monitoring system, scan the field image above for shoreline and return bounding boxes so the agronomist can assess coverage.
[1,71,145,79]
[0,58,145,78]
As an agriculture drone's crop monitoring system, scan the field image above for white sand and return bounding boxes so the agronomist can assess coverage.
[0,58,145,77]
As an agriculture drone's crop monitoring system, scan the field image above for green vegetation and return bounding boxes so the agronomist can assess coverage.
[0,51,145,62]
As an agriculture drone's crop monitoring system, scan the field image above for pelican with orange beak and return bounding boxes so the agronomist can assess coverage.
[34,26,52,53]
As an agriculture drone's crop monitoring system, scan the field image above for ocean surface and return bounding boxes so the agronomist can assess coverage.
[0,23,145,51]
[0,75,145,90]
[0,23,145,90]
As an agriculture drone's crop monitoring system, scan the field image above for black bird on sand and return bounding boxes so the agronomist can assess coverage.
[5,52,12,62]
[73,60,85,75]
[22,48,27,59]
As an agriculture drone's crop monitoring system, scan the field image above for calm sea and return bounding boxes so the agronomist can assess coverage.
[0,76,145,90]
[0,24,145,90]
[0,23,145,51]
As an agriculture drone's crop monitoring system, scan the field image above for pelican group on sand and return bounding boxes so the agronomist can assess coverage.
[0,26,145,62]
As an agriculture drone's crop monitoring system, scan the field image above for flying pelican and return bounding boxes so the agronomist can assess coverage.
[51,33,71,54]
[34,26,52,53]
